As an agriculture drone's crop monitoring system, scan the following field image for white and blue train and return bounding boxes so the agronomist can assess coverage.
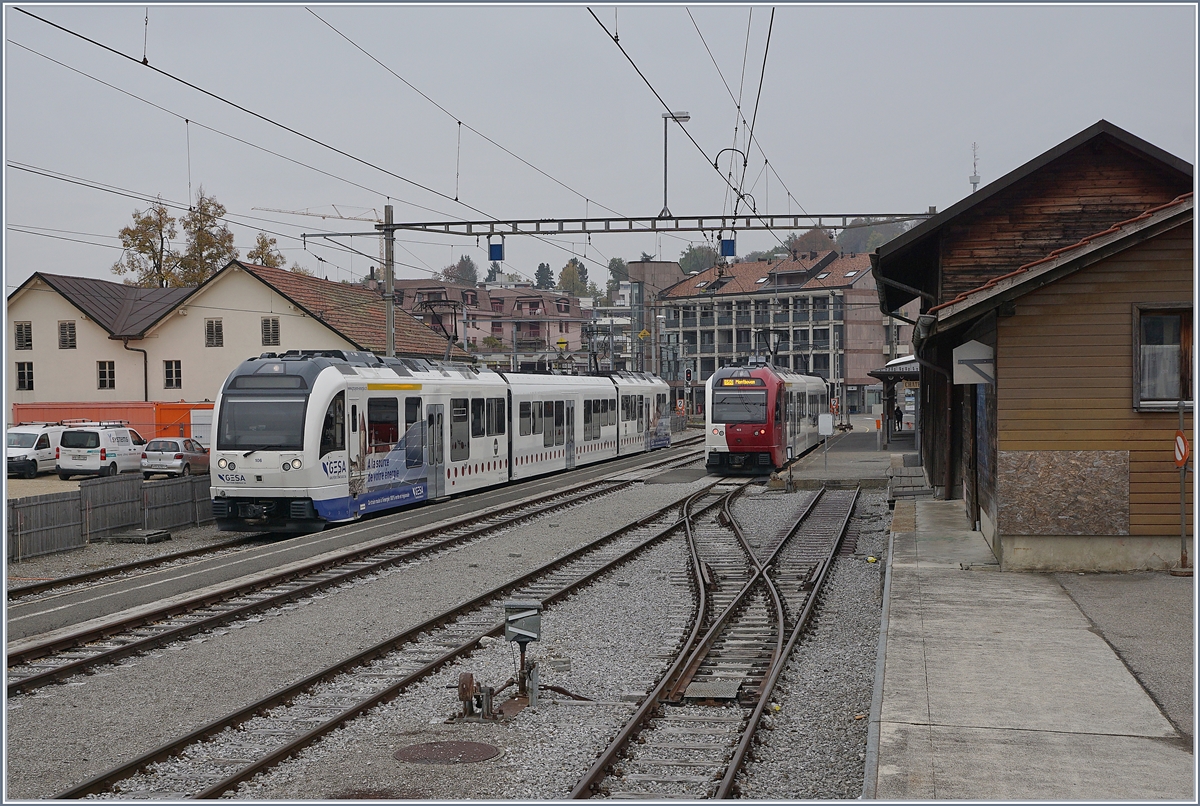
[209,350,672,532]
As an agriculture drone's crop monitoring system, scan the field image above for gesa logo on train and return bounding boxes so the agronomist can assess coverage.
[321,458,347,478]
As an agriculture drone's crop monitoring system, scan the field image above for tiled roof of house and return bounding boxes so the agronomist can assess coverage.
[928,192,1194,315]
[661,251,872,298]
[16,273,192,337]
[233,262,468,359]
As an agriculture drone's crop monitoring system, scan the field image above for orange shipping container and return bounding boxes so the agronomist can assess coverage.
[10,401,215,444]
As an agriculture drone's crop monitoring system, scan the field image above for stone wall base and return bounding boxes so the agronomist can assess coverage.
[999,534,1194,572]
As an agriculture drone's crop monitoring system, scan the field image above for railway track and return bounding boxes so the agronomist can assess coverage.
[570,485,859,799]
[52,479,748,800]
[7,448,705,696]
[7,437,706,605]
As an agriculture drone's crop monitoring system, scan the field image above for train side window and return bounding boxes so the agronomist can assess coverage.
[600,398,609,427]
[611,398,618,425]
[583,399,593,441]
[554,400,565,445]
[405,398,422,432]
[775,395,783,425]
[594,400,603,438]
[471,399,486,438]
[450,398,470,461]
[405,397,423,468]
[487,398,505,436]
[621,394,630,421]
[544,401,555,447]
[367,397,398,453]
[320,391,346,457]
[637,395,645,433]
[351,405,357,432]
[532,400,543,435]
[519,402,532,436]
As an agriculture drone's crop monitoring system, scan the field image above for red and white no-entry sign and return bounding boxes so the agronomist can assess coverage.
[1174,430,1190,468]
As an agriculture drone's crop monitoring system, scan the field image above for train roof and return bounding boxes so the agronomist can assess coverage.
[224,350,668,392]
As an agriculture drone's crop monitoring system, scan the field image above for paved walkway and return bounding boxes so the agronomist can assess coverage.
[867,497,1195,800]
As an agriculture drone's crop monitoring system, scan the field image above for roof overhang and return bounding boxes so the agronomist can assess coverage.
[924,196,1193,340]
[872,120,1193,315]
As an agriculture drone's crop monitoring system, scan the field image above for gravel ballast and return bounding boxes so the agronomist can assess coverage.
[4,476,713,800]
[6,476,889,801]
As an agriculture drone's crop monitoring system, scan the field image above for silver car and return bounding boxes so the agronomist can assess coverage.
[141,438,210,479]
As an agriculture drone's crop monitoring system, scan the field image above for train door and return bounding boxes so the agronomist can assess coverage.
[565,400,576,469]
[427,404,446,498]
[347,389,367,499]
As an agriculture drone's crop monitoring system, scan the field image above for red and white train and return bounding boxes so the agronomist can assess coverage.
[704,362,829,473]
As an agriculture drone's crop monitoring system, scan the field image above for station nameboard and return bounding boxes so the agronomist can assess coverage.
[720,378,765,387]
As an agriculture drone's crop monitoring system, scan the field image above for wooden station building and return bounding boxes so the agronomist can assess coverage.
[872,120,1193,571]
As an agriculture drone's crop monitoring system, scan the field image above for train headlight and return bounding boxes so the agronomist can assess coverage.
[217,458,228,469]
[712,428,719,435]
[291,458,303,470]
[228,462,236,471]
[282,462,291,471]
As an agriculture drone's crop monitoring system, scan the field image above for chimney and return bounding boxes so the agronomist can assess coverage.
[364,266,379,291]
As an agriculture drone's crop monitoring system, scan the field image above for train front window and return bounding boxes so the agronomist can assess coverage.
[712,391,767,424]
[217,397,307,451]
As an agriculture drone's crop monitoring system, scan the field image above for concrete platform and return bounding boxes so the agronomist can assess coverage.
[866,497,1195,801]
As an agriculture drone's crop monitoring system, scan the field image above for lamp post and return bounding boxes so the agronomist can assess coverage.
[659,111,690,219]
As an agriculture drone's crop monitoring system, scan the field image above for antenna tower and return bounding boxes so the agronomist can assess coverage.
[969,143,981,194]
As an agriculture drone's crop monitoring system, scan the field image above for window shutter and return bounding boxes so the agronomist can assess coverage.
[59,321,76,349]
[262,317,280,346]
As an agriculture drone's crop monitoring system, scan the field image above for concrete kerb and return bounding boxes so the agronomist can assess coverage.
[861,525,896,800]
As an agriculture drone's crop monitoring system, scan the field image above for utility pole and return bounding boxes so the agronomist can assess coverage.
[384,204,395,357]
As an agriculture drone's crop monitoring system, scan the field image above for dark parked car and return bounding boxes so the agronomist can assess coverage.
[141,438,209,479]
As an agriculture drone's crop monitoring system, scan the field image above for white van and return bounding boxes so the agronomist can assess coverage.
[57,423,148,479]
[7,423,67,478]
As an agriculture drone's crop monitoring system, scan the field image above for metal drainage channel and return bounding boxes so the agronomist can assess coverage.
[52,479,747,800]
[570,486,859,800]
[7,476,640,696]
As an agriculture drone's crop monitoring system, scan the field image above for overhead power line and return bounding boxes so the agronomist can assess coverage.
[585,7,785,250]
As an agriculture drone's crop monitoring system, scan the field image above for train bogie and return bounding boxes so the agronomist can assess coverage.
[209,351,671,532]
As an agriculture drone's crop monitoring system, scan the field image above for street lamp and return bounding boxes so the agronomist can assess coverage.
[659,111,690,219]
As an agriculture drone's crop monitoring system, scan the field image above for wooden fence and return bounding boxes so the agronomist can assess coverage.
[7,474,214,562]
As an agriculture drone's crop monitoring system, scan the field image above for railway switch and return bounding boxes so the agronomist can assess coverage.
[503,600,542,644]
[504,600,542,699]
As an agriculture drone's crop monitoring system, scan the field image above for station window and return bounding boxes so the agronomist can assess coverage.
[98,361,115,390]
[367,397,399,453]
[1134,305,1193,410]
[261,317,280,346]
[14,321,31,350]
[205,318,223,348]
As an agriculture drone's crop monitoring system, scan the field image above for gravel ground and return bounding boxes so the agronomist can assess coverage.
[738,489,889,799]
[6,522,239,590]
[4,476,713,800]
[227,539,692,800]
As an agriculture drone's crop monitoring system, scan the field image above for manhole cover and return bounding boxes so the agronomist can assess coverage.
[394,741,501,764]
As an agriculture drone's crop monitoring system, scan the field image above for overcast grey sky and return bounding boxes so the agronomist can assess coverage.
[4,3,1196,292]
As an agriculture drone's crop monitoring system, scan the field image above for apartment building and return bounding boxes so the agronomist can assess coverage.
[657,251,917,414]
